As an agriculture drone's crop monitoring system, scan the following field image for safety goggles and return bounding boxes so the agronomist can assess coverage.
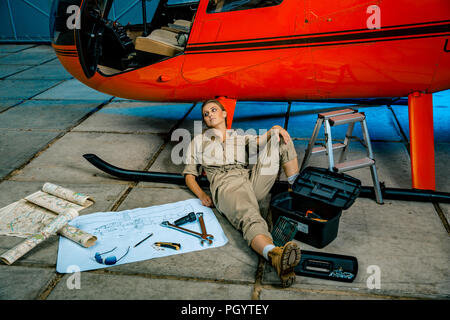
[94,246,130,265]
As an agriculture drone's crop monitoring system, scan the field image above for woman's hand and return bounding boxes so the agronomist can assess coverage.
[270,125,291,144]
[199,193,214,207]
[185,174,214,208]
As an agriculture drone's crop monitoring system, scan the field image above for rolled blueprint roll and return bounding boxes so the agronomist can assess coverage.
[42,183,92,207]
[0,209,79,265]
[59,225,97,248]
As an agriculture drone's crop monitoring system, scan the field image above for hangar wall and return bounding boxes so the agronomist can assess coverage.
[0,0,160,43]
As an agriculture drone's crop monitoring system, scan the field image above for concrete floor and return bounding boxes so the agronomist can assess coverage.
[0,44,449,300]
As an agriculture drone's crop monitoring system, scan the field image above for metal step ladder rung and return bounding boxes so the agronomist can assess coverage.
[333,157,374,173]
[312,143,346,155]
[329,112,365,126]
[318,108,356,119]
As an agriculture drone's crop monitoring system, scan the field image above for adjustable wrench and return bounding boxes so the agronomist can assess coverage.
[197,213,211,246]
[160,220,214,245]
[196,213,214,245]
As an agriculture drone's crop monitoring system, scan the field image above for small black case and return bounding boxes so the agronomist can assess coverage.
[295,250,358,282]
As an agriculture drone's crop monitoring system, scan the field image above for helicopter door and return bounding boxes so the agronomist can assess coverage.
[76,0,113,78]
[182,0,295,84]
[76,0,137,78]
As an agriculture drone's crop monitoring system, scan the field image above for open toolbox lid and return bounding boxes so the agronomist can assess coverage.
[292,167,361,210]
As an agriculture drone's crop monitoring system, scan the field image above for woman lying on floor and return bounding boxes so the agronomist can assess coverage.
[182,99,302,287]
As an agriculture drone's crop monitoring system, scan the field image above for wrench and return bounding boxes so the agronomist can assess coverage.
[197,213,212,246]
[161,220,214,245]
[196,213,214,246]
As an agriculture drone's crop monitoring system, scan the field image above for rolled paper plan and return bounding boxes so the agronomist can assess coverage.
[24,192,80,215]
[0,209,79,265]
[42,183,92,207]
[59,225,97,248]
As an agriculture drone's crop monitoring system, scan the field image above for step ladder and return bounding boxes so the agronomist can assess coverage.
[300,108,384,204]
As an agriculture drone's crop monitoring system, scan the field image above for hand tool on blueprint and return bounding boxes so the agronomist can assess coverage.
[160,220,214,245]
[133,233,153,248]
[196,212,213,246]
[173,212,197,226]
[153,242,181,250]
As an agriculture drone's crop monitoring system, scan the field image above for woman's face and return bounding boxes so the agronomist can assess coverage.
[202,102,227,128]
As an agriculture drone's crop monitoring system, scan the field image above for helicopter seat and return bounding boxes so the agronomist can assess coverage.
[174,19,192,28]
[135,29,183,57]
[162,20,191,34]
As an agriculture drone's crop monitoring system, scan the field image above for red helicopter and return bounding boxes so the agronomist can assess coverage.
[49,0,450,197]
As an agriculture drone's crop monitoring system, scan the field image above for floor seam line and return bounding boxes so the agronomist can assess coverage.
[432,202,450,235]
[108,102,197,211]
[1,57,58,80]
[0,97,115,183]
[387,105,410,155]
[0,78,69,115]
[36,272,64,300]
[251,257,265,300]
[259,284,440,300]
[89,268,256,286]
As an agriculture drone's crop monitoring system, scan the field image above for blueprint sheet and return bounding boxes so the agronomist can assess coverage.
[56,199,228,273]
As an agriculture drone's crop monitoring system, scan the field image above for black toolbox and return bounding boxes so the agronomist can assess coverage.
[271,167,361,248]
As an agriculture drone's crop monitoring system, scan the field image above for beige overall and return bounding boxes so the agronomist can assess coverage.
[183,129,297,246]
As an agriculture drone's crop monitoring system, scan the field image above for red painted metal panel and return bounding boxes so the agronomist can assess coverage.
[54,0,450,101]
[408,92,436,190]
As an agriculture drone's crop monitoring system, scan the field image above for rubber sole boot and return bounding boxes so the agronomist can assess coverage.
[268,241,301,288]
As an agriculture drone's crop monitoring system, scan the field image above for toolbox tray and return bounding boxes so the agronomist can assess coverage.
[291,166,361,210]
[271,167,361,248]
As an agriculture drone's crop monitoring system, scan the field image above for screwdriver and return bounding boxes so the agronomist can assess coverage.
[154,242,181,250]
[305,210,327,222]
[133,233,153,248]
[174,212,197,226]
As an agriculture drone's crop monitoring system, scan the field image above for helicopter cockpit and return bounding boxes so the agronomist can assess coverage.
[75,0,199,78]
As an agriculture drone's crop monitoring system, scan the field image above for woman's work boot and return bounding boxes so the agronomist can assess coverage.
[268,241,301,288]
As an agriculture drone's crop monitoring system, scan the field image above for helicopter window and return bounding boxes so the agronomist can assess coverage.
[167,0,199,6]
[207,0,283,13]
